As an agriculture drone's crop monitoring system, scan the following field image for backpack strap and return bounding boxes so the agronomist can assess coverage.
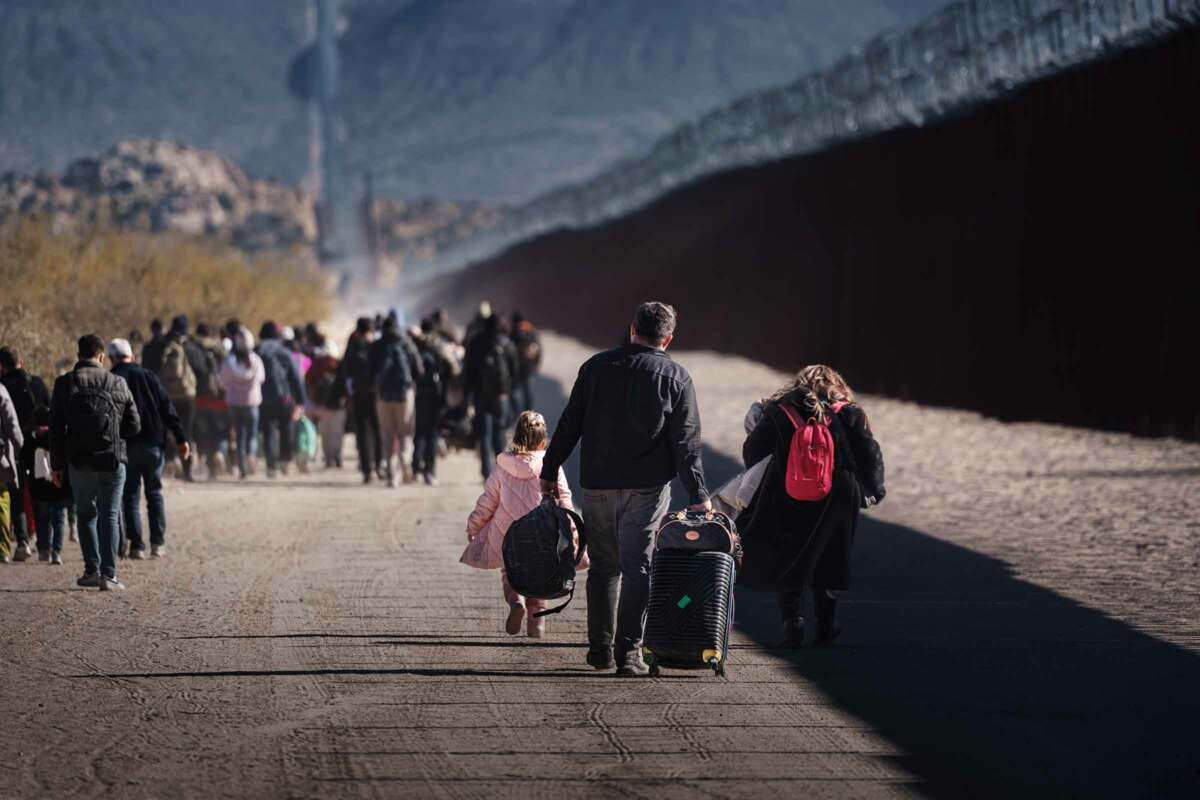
[780,403,803,430]
[531,504,588,619]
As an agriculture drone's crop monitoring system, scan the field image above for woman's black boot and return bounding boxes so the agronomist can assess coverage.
[777,590,806,648]
[813,590,842,645]
[780,617,805,649]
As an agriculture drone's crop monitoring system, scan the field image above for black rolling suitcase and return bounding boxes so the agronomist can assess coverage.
[643,510,739,677]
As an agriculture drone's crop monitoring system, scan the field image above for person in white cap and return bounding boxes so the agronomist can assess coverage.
[108,338,188,560]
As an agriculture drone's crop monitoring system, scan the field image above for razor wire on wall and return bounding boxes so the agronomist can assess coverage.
[423,0,1200,275]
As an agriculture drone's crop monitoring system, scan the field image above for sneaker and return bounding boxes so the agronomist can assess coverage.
[50,552,63,566]
[266,468,278,480]
[423,473,437,487]
[13,542,32,562]
[280,462,290,477]
[37,549,50,562]
[1,554,10,564]
[76,572,101,587]
[505,606,526,636]
[586,647,615,670]
[614,651,650,677]
[68,528,78,543]
[387,475,398,489]
[128,548,147,561]
[362,472,373,485]
[150,545,166,559]
[99,576,126,591]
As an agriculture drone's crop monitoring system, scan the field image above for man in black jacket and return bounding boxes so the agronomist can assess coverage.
[109,339,188,559]
[342,317,382,484]
[0,346,51,561]
[49,335,140,591]
[540,302,710,676]
[462,314,519,479]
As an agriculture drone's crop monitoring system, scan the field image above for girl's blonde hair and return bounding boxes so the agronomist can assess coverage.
[510,411,548,454]
[770,365,857,424]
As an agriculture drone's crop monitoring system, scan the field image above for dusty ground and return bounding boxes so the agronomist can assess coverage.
[1,332,1196,799]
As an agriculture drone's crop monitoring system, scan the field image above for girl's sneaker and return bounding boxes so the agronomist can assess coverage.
[505,605,526,636]
[50,551,64,566]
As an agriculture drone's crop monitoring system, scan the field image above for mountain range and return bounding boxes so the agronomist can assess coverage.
[0,0,945,203]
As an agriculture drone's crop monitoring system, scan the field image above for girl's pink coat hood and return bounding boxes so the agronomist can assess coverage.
[462,451,577,570]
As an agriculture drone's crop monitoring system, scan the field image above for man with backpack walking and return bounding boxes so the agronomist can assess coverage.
[257,322,307,479]
[0,347,51,562]
[510,312,542,416]
[193,324,230,480]
[413,318,450,486]
[158,316,206,482]
[464,314,519,480]
[539,302,710,676]
[49,335,141,590]
[342,318,383,484]
[109,339,188,559]
[369,316,422,487]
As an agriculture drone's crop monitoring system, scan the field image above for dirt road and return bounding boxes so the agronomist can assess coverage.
[1,333,1197,798]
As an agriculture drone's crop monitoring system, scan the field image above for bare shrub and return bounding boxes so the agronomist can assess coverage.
[0,218,330,377]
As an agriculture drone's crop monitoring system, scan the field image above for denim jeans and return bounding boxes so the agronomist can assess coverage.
[230,406,260,476]
[35,498,69,554]
[259,403,294,470]
[70,463,126,578]
[581,484,672,659]
[475,408,508,479]
[123,441,166,550]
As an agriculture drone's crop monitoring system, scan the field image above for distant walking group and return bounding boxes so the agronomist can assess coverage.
[460,301,885,675]
[341,304,542,487]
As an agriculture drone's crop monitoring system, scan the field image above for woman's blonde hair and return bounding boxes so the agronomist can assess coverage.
[510,411,548,454]
[770,365,857,424]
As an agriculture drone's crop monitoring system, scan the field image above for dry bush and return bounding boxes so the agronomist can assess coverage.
[0,218,330,378]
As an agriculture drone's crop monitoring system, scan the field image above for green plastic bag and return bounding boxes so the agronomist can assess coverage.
[295,415,318,461]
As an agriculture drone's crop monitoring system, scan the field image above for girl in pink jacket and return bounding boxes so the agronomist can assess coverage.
[463,411,574,638]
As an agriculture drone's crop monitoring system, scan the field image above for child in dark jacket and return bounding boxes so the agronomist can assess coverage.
[21,406,71,564]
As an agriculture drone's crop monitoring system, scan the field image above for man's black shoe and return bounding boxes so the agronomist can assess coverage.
[586,648,614,670]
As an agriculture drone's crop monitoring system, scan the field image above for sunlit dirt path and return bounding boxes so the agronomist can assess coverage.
[1,333,1196,799]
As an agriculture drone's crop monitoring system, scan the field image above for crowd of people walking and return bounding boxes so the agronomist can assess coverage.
[2,298,886,674]
[0,304,545,586]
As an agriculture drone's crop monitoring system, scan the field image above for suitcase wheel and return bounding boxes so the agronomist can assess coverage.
[645,651,661,677]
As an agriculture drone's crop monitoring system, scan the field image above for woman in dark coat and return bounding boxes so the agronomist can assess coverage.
[737,365,885,648]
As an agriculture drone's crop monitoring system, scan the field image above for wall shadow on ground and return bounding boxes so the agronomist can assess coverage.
[429,26,1200,439]
[532,368,1198,798]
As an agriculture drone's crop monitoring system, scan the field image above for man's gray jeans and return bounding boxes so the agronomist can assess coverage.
[582,484,671,659]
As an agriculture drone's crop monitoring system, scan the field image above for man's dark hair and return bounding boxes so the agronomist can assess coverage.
[259,321,281,341]
[196,323,211,337]
[0,347,19,371]
[150,319,163,335]
[78,334,106,360]
[355,316,373,335]
[633,301,677,345]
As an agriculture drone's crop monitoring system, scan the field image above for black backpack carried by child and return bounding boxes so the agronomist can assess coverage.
[502,499,587,618]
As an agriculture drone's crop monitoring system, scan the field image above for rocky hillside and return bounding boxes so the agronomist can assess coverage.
[0,141,317,255]
[0,139,502,267]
